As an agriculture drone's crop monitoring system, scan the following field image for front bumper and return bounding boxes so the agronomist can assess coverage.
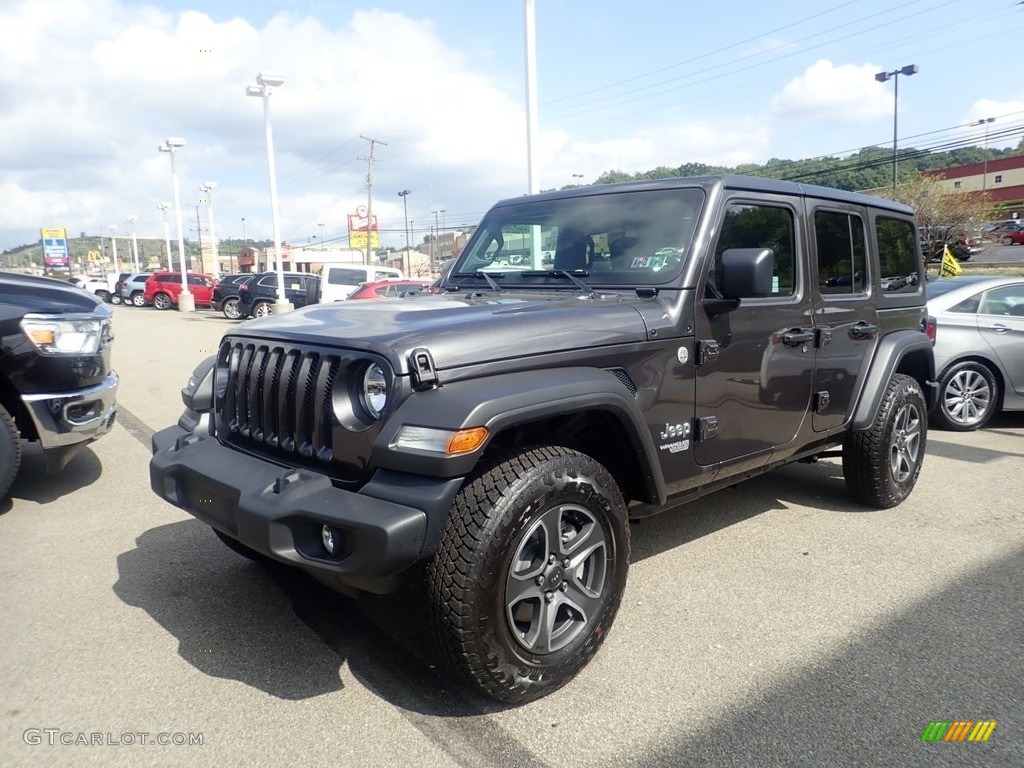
[21,372,119,450]
[150,425,463,594]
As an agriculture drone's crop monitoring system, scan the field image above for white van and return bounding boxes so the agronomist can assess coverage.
[319,265,404,302]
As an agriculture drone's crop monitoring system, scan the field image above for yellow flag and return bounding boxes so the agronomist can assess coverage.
[939,245,963,277]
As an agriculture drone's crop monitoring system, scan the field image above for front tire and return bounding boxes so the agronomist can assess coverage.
[932,361,999,431]
[0,403,22,501]
[426,446,629,703]
[96,290,110,302]
[843,374,926,508]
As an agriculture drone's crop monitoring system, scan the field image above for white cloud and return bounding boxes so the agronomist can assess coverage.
[770,59,893,123]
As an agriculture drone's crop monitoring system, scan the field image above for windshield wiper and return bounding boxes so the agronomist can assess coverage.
[521,270,594,295]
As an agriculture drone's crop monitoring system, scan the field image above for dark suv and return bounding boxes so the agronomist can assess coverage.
[1,273,118,500]
[211,273,254,319]
[150,175,937,703]
[235,271,320,318]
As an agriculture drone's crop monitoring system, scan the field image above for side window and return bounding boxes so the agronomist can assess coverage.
[815,210,866,296]
[711,203,795,297]
[875,217,919,293]
[980,285,1024,316]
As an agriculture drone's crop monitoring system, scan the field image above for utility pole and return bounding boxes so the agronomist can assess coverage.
[359,134,387,266]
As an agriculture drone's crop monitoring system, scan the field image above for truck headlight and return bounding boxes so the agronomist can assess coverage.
[21,315,110,355]
[361,362,388,419]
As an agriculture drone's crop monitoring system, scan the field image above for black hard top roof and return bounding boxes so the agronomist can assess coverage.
[491,173,914,217]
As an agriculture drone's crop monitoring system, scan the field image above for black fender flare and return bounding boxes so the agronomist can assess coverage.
[373,367,667,503]
[851,330,937,430]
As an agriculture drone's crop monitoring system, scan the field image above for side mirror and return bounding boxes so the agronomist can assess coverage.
[704,247,775,316]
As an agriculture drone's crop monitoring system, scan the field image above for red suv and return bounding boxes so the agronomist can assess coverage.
[347,279,430,300]
[144,272,215,310]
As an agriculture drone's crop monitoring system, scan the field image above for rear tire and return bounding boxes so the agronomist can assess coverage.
[253,301,272,318]
[153,292,172,310]
[843,374,926,508]
[131,292,146,307]
[222,297,241,320]
[932,361,999,431]
[0,403,22,501]
[96,290,110,302]
[426,446,629,703]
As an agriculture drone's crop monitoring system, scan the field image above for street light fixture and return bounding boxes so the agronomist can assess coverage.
[874,64,918,192]
[200,181,219,279]
[158,137,192,311]
[247,72,291,312]
[977,117,995,193]
[157,203,172,271]
[572,173,584,187]
[126,215,140,272]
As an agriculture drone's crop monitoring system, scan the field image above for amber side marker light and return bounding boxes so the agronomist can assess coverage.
[447,427,489,455]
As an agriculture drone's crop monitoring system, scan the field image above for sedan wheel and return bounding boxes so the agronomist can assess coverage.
[222,297,241,319]
[1001,236,1013,246]
[131,292,146,307]
[933,361,999,431]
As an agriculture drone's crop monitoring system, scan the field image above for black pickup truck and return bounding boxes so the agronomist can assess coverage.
[0,272,119,499]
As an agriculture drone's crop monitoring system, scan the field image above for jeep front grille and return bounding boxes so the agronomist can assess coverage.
[219,341,340,463]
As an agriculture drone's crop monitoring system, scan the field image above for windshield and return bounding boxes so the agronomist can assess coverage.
[449,187,704,289]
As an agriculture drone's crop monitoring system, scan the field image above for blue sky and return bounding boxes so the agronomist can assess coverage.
[2,0,1022,256]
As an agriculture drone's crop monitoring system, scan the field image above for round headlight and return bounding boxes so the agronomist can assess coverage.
[362,363,388,418]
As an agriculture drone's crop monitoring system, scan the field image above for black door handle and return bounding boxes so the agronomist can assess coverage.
[782,329,814,346]
[850,322,878,340]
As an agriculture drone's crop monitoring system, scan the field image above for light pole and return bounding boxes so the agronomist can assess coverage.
[241,217,247,271]
[200,181,219,279]
[398,190,411,269]
[977,117,995,193]
[572,173,584,187]
[874,64,918,192]
[157,203,172,271]
[108,225,120,274]
[247,72,291,312]
[127,215,140,272]
[158,137,192,311]
[318,223,325,249]
[524,0,539,194]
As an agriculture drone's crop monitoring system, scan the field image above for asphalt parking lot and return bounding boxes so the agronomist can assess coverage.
[1,303,1022,768]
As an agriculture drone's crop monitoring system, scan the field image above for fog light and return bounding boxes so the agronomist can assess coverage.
[321,524,336,555]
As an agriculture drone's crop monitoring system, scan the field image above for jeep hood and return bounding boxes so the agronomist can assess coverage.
[229,292,651,373]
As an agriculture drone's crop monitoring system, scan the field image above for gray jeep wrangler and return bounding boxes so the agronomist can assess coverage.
[150,175,936,703]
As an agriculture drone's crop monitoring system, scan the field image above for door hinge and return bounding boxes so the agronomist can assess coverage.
[697,340,721,365]
[409,347,439,390]
[697,416,719,442]
[817,328,833,347]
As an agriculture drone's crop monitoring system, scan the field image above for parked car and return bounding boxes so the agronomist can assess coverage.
[980,220,1024,242]
[0,273,118,500]
[144,271,215,310]
[120,273,151,306]
[346,279,431,300]
[211,273,255,319]
[236,272,320,318]
[994,226,1024,246]
[75,276,117,303]
[926,276,1024,430]
[919,225,979,262]
[152,174,937,703]
[319,265,403,302]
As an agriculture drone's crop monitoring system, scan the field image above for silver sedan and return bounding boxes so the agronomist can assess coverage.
[926,275,1024,430]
